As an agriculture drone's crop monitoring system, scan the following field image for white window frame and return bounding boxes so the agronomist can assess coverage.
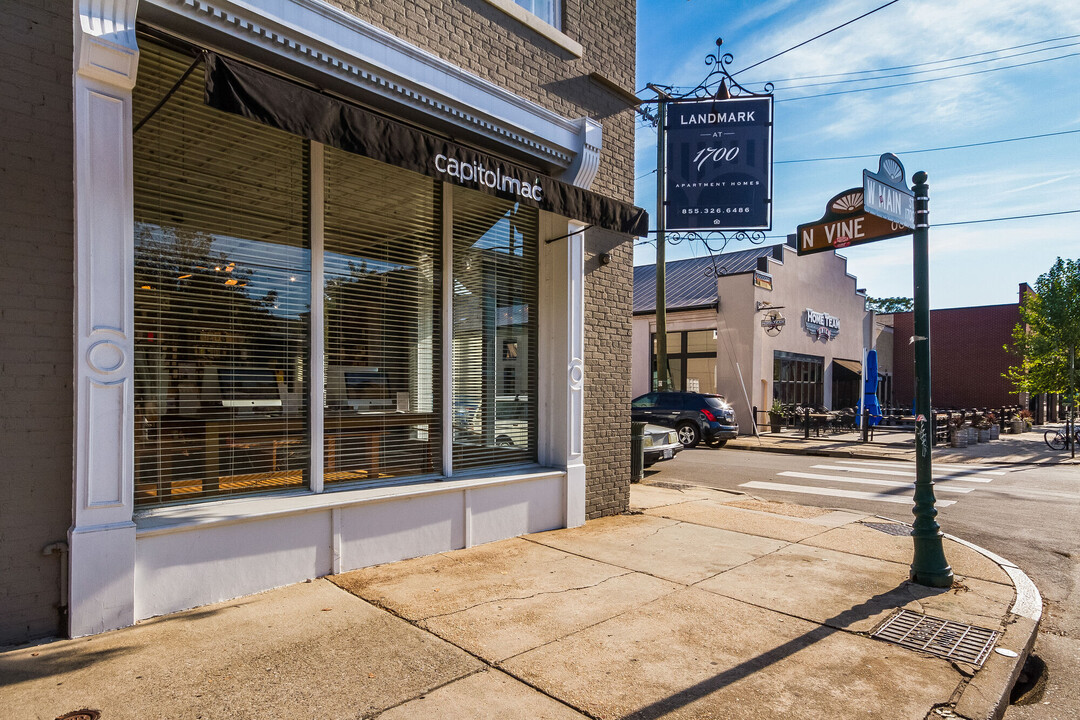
[481,0,582,57]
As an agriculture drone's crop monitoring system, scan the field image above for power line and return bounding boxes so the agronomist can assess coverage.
[770,41,1080,92]
[731,0,902,77]
[934,209,1080,227]
[633,130,1079,178]
[632,210,1080,244]
[775,52,1080,102]
[775,130,1080,165]
[745,34,1080,84]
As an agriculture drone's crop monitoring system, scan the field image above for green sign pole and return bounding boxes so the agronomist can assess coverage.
[909,171,953,587]
[653,93,672,391]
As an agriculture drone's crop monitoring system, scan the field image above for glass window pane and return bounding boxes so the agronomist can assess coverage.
[452,189,538,470]
[685,357,717,394]
[323,148,442,483]
[133,39,311,507]
[685,330,716,354]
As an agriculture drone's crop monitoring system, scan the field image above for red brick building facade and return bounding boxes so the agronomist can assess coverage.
[891,285,1031,411]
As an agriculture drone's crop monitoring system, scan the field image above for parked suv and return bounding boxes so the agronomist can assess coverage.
[631,392,739,448]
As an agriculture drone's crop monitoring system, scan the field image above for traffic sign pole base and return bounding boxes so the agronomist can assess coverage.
[910,534,954,588]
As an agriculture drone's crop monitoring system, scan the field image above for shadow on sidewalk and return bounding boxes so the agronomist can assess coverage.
[621,583,947,720]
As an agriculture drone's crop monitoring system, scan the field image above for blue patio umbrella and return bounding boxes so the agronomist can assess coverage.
[859,349,882,426]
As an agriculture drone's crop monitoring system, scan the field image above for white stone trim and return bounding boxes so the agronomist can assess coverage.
[135,467,564,536]
[140,0,599,185]
[71,0,141,637]
[480,0,582,57]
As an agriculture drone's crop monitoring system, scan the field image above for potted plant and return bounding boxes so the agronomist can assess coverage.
[1008,412,1024,434]
[948,415,967,448]
[1020,409,1034,432]
[972,413,991,443]
[768,400,785,433]
[986,411,999,440]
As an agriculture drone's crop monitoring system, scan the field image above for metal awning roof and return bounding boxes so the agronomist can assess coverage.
[833,358,863,376]
[633,244,783,314]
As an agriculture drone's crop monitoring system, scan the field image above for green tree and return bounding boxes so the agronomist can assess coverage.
[1005,258,1080,401]
[865,296,913,313]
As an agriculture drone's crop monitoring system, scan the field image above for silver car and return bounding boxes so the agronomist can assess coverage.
[643,424,683,466]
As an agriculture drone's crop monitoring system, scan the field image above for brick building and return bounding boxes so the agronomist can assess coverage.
[1,0,643,645]
[890,284,1033,412]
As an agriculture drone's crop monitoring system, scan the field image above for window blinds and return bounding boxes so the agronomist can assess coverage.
[133,40,311,506]
[451,189,539,470]
[322,148,442,483]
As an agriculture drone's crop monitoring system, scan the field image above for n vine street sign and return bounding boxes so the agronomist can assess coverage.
[795,187,913,256]
[863,152,915,229]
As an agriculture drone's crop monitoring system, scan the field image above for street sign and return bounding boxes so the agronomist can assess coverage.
[863,153,915,229]
[795,187,912,256]
[665,97,773,231]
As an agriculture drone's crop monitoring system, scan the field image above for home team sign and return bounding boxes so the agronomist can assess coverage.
[665,97,773,231]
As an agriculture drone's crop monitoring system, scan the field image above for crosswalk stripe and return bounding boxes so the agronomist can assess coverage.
[834,459,1006,475]
[779,471,972,493]
[809,464,993,483]
[740,481,957,507]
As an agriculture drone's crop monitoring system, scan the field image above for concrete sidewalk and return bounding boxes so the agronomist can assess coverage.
[728,424,1079,465]
[1,485,1041,720]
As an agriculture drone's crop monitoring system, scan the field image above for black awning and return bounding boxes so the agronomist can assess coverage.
[203,53,648,236]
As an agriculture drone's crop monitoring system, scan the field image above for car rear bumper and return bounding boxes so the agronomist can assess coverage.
[704,423,739,440]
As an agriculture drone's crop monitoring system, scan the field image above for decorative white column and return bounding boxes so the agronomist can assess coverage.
[538,214,586,528]
[69,1,140,637]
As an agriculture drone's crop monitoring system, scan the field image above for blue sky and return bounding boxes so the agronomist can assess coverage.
[633,0,1080,309]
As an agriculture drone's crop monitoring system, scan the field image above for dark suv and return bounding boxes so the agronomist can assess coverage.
[631,392,739,448]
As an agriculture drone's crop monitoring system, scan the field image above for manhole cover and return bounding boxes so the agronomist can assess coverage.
[861,521,911,536]
[872,609,999,666]
[56,711,101,720]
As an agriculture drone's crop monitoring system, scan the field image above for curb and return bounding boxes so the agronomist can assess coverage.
[872,516,1043,720]
[946,531,1042,720]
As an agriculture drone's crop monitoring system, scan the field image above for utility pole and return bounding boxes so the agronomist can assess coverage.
[651,86,672,391]
[909,171,953,588]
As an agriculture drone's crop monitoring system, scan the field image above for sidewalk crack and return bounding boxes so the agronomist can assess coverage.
[419,572,635,621]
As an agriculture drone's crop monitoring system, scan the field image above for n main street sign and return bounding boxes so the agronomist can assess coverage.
[863,153,915,229]
[795,187,913,256]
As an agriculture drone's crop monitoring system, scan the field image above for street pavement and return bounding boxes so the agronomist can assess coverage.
[1,480,1041,720]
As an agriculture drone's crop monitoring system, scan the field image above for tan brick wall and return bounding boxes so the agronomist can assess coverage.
[326,1,638,517]
[0,1,74,645]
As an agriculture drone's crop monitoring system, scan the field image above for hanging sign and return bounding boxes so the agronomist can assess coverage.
[863,153,915,229]
[795,187,912,256]
[665,97,773,231]
[761,309,785,336]
[753,271,773,290]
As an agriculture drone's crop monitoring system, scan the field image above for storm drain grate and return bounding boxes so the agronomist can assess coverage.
[861,521,911,536]
[872,609,999,666]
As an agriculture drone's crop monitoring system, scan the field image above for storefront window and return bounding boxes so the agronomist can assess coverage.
[651,330,717,393]
[133,41,311,506]
[323,148,442,483]
[772,351,824,407]
[132,37,540,506]
[452,190,539,469]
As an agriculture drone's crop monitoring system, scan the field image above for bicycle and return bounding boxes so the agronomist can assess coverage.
[1044,426,1080,451]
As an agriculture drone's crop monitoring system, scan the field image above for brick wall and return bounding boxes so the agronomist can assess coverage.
[0,2,74,645]
[892,304,1022,410]
[330,0,638,516]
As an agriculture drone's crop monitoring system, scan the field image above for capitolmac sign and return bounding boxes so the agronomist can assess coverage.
[665,97,773,231]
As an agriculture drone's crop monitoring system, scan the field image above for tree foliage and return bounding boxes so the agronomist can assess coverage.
[865,296,913,313]
[1005,257,1080,397]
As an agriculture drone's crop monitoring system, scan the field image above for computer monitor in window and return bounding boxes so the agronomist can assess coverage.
[328,365,394,411]
[206,367,283,408]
